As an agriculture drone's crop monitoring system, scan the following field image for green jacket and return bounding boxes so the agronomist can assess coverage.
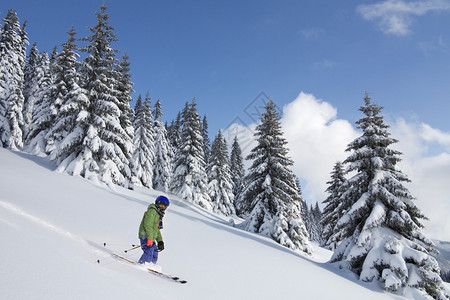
[138,204,163,242]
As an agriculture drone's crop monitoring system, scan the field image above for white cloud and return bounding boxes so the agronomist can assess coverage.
[357,0,450,36]
[224,91,450,241]
[281,92,358,205]
[391,119,450,240]
[419,123,450,146]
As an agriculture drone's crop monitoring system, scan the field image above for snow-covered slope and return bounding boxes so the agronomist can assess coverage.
[0,148,441,299]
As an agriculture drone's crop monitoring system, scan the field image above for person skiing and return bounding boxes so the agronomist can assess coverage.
[138,195,169,265]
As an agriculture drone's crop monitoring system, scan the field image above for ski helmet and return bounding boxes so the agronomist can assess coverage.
[155,195,170,210]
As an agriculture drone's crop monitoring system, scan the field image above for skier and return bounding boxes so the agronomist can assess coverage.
[138,195,169,265]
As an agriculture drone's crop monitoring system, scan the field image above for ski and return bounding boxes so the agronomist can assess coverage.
[111,253,187,284]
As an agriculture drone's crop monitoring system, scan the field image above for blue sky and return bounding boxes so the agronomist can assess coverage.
[2,0,450,134]
[3,1,450,239]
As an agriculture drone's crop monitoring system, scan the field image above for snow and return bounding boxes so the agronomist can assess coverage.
[0,148,446,299]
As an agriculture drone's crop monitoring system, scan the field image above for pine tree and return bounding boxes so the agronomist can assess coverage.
[132,94,142,124]
[311,202,323,243]
[23,45,52,150]
[152,99,171,192]
[330,92,448,298]
[22,42,40,136]
[294,178,319,244]
[48,45,58,85]
[56,4,133,187]
[168,111,182,153]
[40,29,80,156]
[295,177,303,197]
[321,161,346,250]
[305,204,319,242]
[300,200,309,236]
[24,51,52,154]
[207,130,235,216]
[49,46,58,67]
[238,99,311,254]
[201,115,211,164]
[301,202,322,243]
[166,112,181,175]
[0,10,28,150]
[116,53,134,136]
[115,52,135,153]
[170,99,211,209]
[46,27,88,162]
[132,93,154,188]
[230,135,245,205]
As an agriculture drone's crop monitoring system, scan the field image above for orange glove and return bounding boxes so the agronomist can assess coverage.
[146,239,153,247]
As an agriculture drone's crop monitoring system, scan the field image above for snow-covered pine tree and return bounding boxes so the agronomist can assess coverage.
[167,111,182,153]
[207,130,235,216]
[49,46,58,67]
[59,3,133,187]
[22,42,41,136]
[47,46,58,86]
[238,99,312,254]
[46,26,88,162]
[170,99,211,209]
[153,99,162,122]
[312,202,323,243]
[165,113,180,174]
[295,178,320,244]
[301,202,321,243]
[300,200,309,235]
[166,120,174,143]
[230,135,245,207]
[0,9,28,150]
[330,92,449,299]
[295,176,303,197]
[115,52,135,155]
[132,94,142,124]
[152,99,171,192]
[164,120,169,133]
[114,51,136,185]
[116,53,134,135]
[24,51,53,155]
[321,161,346,250]
[305,204,319,243]
[132,93,154,188]
[201,115,211,164]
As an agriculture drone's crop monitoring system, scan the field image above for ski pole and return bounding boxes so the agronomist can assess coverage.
[124,244,143,253]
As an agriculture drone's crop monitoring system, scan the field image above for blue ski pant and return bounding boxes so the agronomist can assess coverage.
[138,238,158,264]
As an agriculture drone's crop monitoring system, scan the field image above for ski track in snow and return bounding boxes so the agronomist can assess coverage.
[0,199,109,260]
[0,200,79,241]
